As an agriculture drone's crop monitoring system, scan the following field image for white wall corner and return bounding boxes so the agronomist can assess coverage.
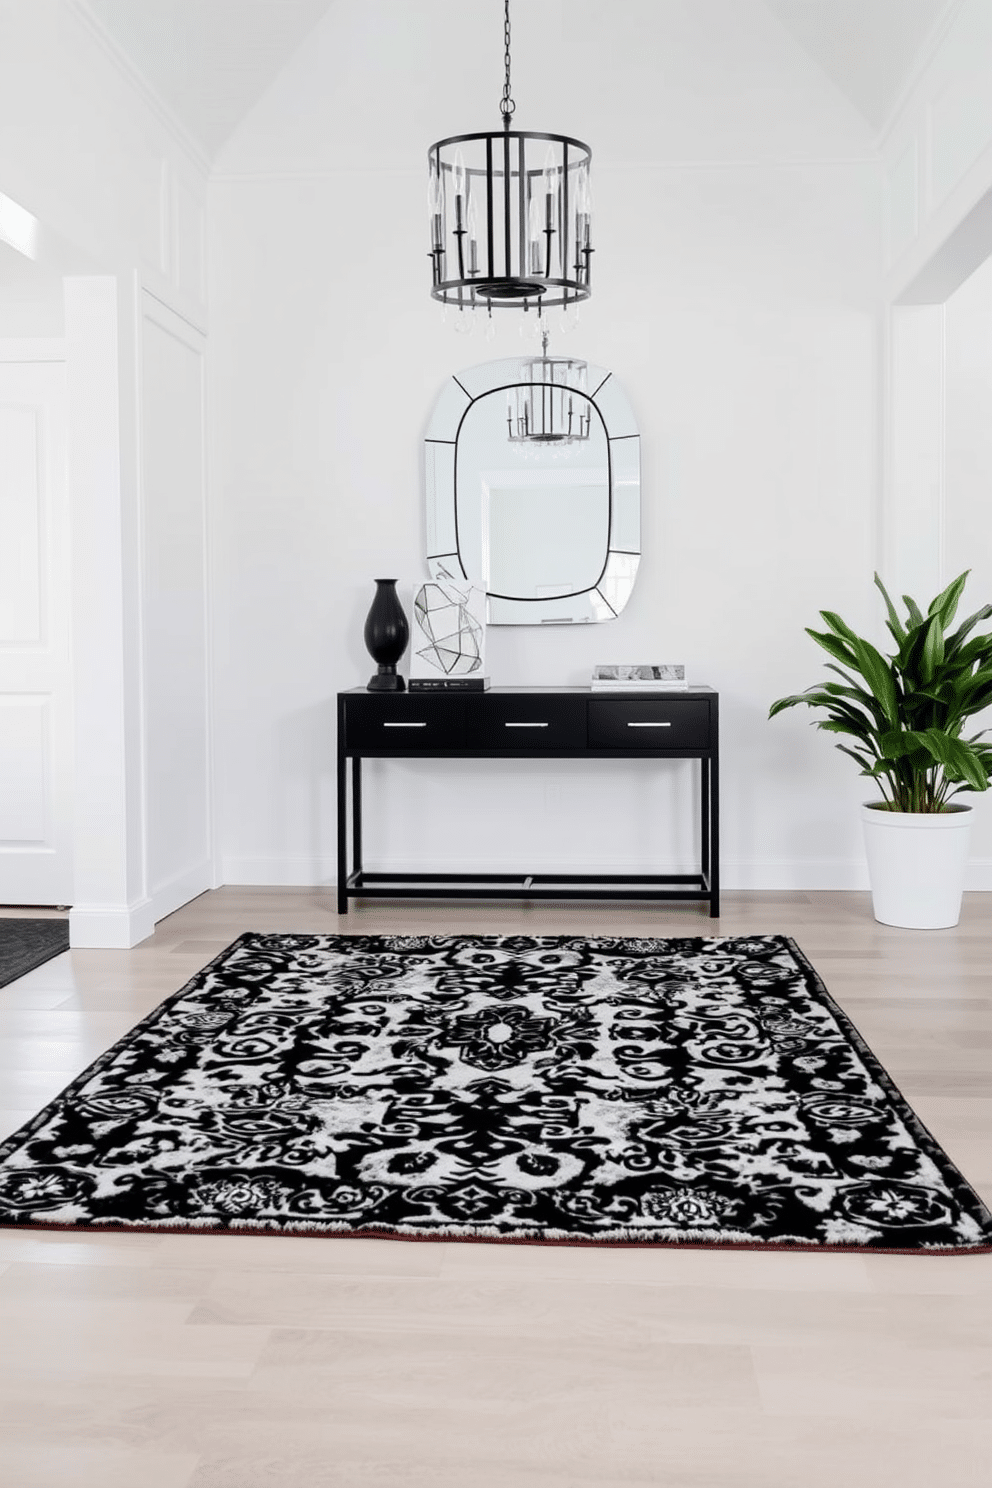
[148,860,214,926]
[69,898,156,949]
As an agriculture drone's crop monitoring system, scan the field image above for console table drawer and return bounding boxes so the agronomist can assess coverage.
[466,695,586,750]
[344,697,465,751]
[589,699,711,749]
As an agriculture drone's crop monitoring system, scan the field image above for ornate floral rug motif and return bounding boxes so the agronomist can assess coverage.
[0,933,989,1251]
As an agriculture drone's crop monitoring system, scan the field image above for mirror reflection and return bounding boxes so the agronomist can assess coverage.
[425,355,640,625]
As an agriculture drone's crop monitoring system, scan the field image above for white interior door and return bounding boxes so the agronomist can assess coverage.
[0,353,72,904]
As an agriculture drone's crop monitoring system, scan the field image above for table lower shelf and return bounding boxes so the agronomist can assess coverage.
[341,870,719,914]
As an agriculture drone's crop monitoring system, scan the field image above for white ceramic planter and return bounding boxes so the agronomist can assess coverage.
[861,803,973,930]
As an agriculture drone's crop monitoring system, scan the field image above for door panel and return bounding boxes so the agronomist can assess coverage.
[0,358,71,903]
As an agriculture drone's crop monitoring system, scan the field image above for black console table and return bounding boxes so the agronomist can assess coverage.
[336,686,719,916]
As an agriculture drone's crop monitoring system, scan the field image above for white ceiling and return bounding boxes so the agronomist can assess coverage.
[766,0,952,130]
[82,0,954,161]
[84,0,336,158]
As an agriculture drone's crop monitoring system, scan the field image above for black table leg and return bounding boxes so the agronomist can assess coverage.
[336,746,348,915]
[701,756,711,880]
[352,757,363,878]
[709,754,720,918]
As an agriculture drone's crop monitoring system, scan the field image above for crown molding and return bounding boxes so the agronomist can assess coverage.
[64,0,211,179]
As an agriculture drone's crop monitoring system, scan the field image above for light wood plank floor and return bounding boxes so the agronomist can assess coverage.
[0,888,990,1487]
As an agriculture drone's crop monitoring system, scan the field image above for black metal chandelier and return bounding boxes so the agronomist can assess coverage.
[428,0,592,314]
[507,329,592,444]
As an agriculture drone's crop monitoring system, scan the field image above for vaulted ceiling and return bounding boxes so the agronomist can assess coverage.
[765,0,951,129]
[81,0,954,161]
[83,0,336,158]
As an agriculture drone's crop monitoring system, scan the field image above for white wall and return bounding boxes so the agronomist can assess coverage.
[0,0,212,941]
[0,245,64,337]
[209,0,883,889]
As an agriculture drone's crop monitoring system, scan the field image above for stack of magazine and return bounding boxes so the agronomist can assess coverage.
[591,664,688,691]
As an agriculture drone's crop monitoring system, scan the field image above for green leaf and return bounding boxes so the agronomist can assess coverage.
[817,720,873,741]
[950,629,992,668]
[873,573,906,642]
[927,570,969,627]
[916,730,990,791]
[848,636,899,726]
[919,614,945,683]
[903,595,925,628]
[834,744,879,776]
[819,610,860,644]
[804,628,858,669]
[823,663,885,707]
[961,683,992,717]
[901,688,946,709]
[880,729,922,758]
[946,604,992,657]
[959,664,992,698]
[769,695,804,719]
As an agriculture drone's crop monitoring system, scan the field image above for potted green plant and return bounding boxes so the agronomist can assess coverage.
[769,570,992,928]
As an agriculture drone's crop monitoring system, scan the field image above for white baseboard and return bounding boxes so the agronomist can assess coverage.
[148,859,214,924]
[722,859,870,890]
[221,856,336,887]
[68,863,215,949]
[69,898,156,948]
[965,860,992,891]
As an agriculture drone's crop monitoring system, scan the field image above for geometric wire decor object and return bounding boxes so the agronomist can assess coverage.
[428,0,592,320]
[413,576,485,677]
[0,933,989,1252]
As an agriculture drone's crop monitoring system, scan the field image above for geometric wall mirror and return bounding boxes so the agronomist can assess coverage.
[425,356,640,624]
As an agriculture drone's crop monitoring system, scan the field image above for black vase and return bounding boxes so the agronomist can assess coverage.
[364,578,409,692]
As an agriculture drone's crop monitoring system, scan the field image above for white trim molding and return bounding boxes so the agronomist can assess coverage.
[221,856,337,888]
[69,897,156,949]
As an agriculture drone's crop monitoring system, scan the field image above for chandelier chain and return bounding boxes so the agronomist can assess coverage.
[500,0,515,122]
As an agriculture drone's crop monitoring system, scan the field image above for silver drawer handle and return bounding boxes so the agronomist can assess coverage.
[504,721,549,728]
[628,721,672,728]
[383,722,427,729]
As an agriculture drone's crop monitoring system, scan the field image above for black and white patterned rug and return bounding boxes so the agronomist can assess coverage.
[0,933,989,1251]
